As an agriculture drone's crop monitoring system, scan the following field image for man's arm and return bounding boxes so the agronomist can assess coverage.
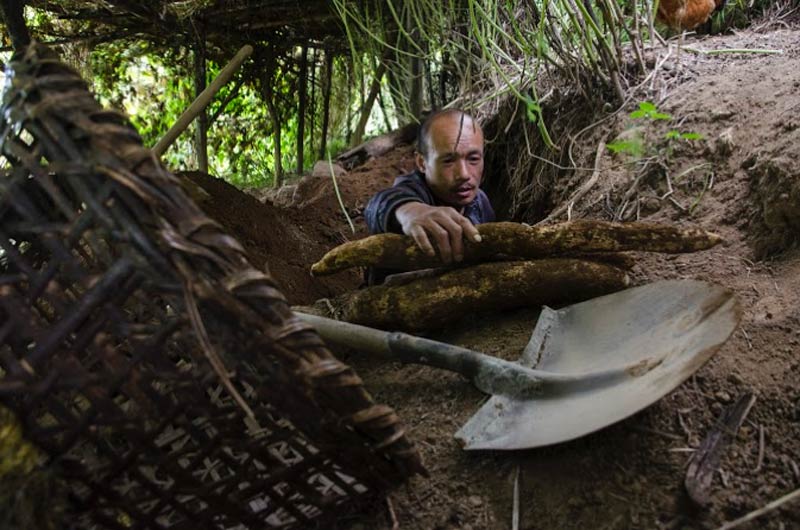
[364,186,424,234]
[365,180,482,264]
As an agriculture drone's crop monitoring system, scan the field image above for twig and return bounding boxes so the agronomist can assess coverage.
[512,465,520,530]
[660,171,675,200]
[715,488,800,530]
[685,392,757,506]
[541,139,606,223]
[788,458,799,483]
[328,150,355,234]
[386,496,399,530]
[677,410,692,442]
[633,426,684,441]
[740,328,753,350]
[684,47,784,55]
[754,424,765,472]
[719,468,730,488]
[668,196,687,212]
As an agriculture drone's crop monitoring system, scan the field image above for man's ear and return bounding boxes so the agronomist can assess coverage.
[415,151,427,173]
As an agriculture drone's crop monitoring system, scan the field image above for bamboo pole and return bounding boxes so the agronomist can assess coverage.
[297,45,308,175]
[153,44,253,157]
[353,62,387,145]
[193,36,208,174]
[318,49,334,160]
[309,47,317,152]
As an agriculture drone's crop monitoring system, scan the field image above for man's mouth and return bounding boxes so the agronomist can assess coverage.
[454,185,474,198]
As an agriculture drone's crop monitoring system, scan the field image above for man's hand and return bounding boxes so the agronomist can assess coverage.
[394,202,481,264]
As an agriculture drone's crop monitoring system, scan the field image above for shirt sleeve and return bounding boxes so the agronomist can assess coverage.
[364,185,425,234]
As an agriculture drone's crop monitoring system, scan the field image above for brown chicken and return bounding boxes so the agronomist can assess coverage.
[656,0,727,30]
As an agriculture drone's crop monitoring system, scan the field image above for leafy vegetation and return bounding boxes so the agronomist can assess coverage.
[86,42,386,189]
[607,101,703,161]
[0,0,784,192]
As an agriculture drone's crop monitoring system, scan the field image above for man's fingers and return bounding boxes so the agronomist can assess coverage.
[399,204,480,264]
[456,215,481,243]
[429,224,453,264]
[409,225,436,258]
[440,217,464,262]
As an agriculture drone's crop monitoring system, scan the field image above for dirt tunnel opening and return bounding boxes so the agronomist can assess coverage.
[480,93,613,225]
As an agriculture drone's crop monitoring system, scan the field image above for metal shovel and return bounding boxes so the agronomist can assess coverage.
[297,279,740,449]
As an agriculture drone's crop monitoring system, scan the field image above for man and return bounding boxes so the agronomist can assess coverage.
[364,109,495,283]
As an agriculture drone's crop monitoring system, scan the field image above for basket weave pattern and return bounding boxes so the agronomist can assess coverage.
[0,44,423,529]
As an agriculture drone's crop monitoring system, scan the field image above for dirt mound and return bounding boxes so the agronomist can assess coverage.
[180,144,417,305]
[181,170,356,305]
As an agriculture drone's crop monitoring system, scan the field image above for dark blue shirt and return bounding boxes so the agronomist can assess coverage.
[365,170,495,235]
[363,171,495,285]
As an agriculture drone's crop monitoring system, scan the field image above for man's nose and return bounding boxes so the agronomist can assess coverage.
[454,159,469,178]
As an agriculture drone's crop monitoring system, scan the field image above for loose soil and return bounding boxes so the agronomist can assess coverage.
[191,26,800,530]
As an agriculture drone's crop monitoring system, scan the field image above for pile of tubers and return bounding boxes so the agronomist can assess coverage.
[308,221,722,330]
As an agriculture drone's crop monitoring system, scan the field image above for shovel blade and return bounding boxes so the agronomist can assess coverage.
[456,280,741,450]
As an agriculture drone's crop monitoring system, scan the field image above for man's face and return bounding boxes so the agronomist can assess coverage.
[416,113,485,209]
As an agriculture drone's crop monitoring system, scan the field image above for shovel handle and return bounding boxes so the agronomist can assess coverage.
[296,311,484,376]
[295,311,549,397]
[295,312,647,398]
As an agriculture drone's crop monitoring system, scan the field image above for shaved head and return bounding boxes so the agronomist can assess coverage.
[417,109,481,157]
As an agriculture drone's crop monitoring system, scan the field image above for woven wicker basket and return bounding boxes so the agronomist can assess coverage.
[0,43,423,529]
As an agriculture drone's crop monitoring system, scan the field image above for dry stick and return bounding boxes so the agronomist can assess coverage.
[327,151,355,234]
[755,424,765,472]
[386,496,399,530]
[541,139,607,224]
[789,459,800,483]
[153,44,253,157]
[716,488,800,530]
[684,392,757,507]
[684,47,783,55]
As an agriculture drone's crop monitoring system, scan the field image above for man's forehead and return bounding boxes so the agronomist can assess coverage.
[429,114,483,149]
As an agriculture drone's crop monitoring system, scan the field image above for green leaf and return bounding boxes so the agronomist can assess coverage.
[631,101,672,120]
[638,101,657,113]
[607,139,644,158]
[665,130,681,140]
[679,132,704,140]
[525,95,541,124]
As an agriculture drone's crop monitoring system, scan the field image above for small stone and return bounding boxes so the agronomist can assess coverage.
[715,127,735,156]
[467,495,483,507]
[716,391,732,403]
[727,373,744,385]
[311,160,347,178]
[711,109,734,121]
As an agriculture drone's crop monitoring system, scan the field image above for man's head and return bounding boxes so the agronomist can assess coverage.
[415,109,485,209]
